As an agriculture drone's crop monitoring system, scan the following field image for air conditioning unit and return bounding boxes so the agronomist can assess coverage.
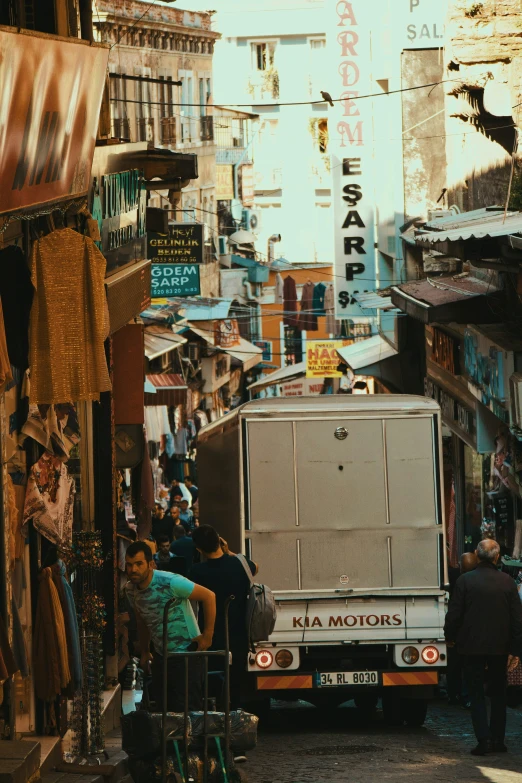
[510,373,522,429]
[218,236,228,255]
[243,208,262,233]
[188,343,200,362]
[427,209,452,221]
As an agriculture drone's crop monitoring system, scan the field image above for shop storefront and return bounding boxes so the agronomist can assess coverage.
[425,323,522,565]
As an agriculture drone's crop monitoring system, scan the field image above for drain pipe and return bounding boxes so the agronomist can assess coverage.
[267,234,281,266]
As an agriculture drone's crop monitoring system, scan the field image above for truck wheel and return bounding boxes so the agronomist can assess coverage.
[354,695,378,717]
[401,698,428,727]
[381,692,403,726]
[245,698,271,726]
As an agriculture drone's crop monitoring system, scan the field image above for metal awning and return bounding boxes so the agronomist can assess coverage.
[144,374,187,406]
[336,335,398,371]
[144,326,187,360]
[182,299,233,321]
[224,338,263,372]
[410,207,522,248]
[390,275,503,324]
[247,361,306,392]
[353,292,397,312]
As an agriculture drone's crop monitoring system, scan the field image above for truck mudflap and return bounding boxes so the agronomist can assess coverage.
[256,670,438,691]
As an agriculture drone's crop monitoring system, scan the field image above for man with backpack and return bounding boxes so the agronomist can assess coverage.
[191,525,257,709]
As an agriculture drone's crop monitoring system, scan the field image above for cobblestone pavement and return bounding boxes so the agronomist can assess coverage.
[245,700,522,783]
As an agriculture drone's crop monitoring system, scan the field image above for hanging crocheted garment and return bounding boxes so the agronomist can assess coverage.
[29,228,111,404]
[22,452,75,546]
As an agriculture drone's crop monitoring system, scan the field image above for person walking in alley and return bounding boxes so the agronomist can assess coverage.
[444,539,522,755]
[153,534,178,571]
[151,505,175,543]
[125,540,216,710]
[185,477,198,504]
[171,524,196,572]
[190,525,258,709]
[447,551,478,706]
[179,498,195,531]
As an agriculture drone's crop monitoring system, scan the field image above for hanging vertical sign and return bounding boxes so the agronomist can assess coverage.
[328,0,376,318]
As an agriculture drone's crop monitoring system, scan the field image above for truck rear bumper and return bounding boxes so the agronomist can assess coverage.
[256,670,438,693]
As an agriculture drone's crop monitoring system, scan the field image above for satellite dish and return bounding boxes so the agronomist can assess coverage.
[229,229,256,245]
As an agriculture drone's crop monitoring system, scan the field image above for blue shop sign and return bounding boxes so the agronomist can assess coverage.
[151,263,200,298]
[464,328,512,422]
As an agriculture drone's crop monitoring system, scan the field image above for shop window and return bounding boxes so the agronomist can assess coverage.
[463,445,485,551]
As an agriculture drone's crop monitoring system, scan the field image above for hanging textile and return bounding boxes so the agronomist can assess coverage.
[0,611,17,681]
[29,228,111,404]
[51,560,82,692]
[0,299,12,394]
[33,567,71,701]
[312,282,327,315]
[325,284,336,335]
[299,281,318,331]
[275,272,284,304]
[131,431,155,539]
[283,276,299,328]
[11,598,28,678]
[0,245,33,371]
[22,452,75,546]
[21,403,80,460]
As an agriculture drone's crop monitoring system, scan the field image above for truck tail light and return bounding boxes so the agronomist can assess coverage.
[275,649,293,668]
[255,650,273,669]
[421,646,439,664]
[401,646,419,665]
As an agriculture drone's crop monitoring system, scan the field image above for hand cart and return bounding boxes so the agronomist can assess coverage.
[161,595,247,783]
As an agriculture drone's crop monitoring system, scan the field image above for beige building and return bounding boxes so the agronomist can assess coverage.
[93,0,221,295]
[444,0,519,210]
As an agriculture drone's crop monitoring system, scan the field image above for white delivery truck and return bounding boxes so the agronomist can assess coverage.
[197,395,448,725]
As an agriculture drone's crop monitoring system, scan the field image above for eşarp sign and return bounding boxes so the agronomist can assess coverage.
[148,223,203,299]
[328,0,376,319]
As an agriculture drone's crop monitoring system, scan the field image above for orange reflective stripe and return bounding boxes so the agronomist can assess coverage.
[257,675,313,690]
[383,671,438,686]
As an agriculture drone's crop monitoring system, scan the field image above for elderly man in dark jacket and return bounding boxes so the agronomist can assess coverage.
[445,539,522,755]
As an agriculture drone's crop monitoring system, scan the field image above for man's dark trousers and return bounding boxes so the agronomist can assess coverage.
[463,655,508,743]
[152,652,204,711]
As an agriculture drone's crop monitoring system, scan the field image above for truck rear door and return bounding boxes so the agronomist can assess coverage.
[244,413,441,592]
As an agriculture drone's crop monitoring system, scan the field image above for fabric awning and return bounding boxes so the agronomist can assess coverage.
[144,374,187,406]
[144,326,187,360]
[247,361,306,393]
[336,335,398,371]
[390,275,502,324]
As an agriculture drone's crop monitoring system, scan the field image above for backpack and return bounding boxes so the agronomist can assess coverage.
[236,554,277,649]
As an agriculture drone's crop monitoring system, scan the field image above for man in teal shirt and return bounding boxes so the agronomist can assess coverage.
[125,541,215,710]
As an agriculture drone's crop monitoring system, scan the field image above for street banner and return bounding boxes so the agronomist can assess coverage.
[0,28,109,214]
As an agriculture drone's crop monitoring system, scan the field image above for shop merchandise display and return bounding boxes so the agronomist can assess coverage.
[66,532,107,756]
[28,228,111,404]
[0,299,13,393]
[33,567,71,702]
[21,403,80,459]
[22,452,75,546]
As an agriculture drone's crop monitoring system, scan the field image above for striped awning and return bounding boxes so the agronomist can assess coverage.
[144,374,187,406]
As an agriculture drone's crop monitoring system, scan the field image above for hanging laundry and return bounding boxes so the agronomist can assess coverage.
[29,228,111,404]
[283,276,299,328]
[275,272,284,304]
[0,244,33,371]
[22,452,75,546]
[299,281,318,331]
[325,284,336,335]
[312,282,327,315]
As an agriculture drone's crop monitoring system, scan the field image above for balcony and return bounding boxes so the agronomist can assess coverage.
[160,117,177,147]
[200,115,214,142]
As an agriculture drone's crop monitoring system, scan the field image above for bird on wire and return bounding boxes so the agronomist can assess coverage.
[321,91,334,107]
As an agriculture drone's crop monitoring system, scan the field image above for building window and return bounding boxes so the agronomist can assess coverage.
[253,42,275,71]
[310,118,328,154]
[284,326,302,366]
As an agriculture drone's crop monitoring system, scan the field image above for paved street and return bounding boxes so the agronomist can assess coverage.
[244,700,522,783]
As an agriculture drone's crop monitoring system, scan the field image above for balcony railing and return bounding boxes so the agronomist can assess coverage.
[160,117,177,146]
[200,115,214,142]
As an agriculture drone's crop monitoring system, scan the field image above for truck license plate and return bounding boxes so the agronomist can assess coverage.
[319,671,378,687]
